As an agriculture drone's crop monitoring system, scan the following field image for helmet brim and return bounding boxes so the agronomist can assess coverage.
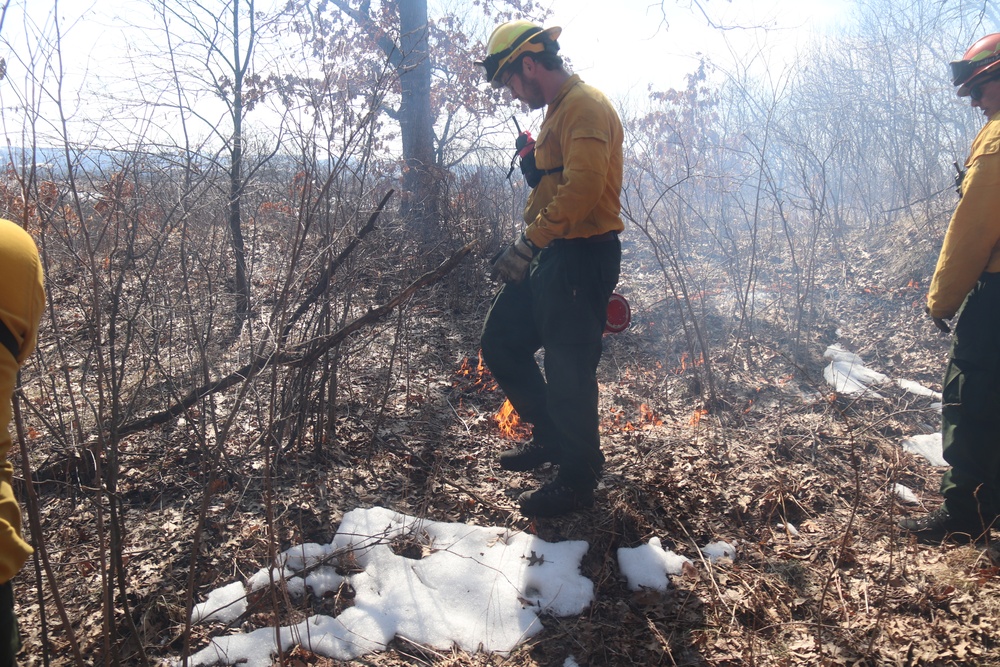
[953,49,1000,96]
[476,25,562,84]
[957,62,1000,96]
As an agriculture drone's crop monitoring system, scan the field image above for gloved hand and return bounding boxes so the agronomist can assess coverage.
[931,317,951,334]
[925,306,951,334]
[490,233,538,283]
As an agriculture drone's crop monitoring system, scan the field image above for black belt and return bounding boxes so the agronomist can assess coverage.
[548,231,618,247]
[0,318,18,359]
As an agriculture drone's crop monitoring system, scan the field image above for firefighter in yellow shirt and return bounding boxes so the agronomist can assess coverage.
[0,218,45,661]
[900,34,1000,542]
[475,21,623,517]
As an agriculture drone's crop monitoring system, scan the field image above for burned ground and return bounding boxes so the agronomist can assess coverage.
[12,233,1000,667]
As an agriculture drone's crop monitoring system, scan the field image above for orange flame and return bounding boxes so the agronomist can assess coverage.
[454,351,497,393]
[690,408,709,427]
[639,403,664,427]
[602,404,663,432]
[495,399,531,439]
[673,352,705,375]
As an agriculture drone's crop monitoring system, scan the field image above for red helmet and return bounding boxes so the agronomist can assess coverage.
[951,33,1000,96]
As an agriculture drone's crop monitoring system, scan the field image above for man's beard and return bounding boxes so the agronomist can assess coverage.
[522,77,546,110]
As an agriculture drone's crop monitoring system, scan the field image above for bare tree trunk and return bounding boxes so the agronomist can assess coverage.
[329,0,443,249]
[228,0,252,335]
[397,0,441,247]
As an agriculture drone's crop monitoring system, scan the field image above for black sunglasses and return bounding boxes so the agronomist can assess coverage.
[970,77,999,101]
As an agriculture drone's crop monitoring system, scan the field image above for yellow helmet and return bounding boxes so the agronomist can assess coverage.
[475,20,562,86]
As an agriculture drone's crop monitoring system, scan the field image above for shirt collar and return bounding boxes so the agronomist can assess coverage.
[548,74,582,112]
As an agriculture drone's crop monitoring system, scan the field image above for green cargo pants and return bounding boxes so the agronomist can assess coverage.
[481,235,621,490]
[939,272,1000,524]
[0,580,20,665]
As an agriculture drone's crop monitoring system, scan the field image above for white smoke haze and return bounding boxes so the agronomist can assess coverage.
[5,0,994,663]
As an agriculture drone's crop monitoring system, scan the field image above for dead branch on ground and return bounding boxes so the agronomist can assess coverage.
[117,240,477,437]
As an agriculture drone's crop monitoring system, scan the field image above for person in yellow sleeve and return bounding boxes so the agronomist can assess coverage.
[0,218,45,661]
[899,34,1000,543]
[475,21,623,517]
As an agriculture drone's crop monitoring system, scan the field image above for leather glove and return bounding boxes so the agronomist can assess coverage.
[490,233,538,283]
[925,306,951,334]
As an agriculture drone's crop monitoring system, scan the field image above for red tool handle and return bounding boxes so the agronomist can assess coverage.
[515,131,534,158]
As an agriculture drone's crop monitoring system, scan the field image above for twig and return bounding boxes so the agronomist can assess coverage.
[13,391,85,666]
[441,479,507,513]
[117,241,477,436]
[281,190,394,341]
[815,405,865,660]
[444,397,472,435]
[180,452,218,667]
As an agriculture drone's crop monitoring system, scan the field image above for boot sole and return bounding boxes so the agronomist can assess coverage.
[498,450,555,471]
[499,459,552,472]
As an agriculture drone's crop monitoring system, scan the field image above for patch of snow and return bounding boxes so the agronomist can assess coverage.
[894,484,920,504]
[822,345,888,397]
[246,542,344,598]
[186,507,594,665]
[775,522,800,537]
[901,433,946,467]
[617,537,691,592]
[896,379,942,400]
[823,344,864,365]
[191,581,247,625]
[701,541,737,563]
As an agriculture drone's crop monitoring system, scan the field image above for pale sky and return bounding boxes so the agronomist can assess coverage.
[543,0,854,106]
[0,0,855,149]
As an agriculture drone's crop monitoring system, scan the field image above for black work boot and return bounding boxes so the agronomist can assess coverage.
[518,480,594,517]
[898,507,990,544]
[499,440,556,471]
[987,541,1000,566]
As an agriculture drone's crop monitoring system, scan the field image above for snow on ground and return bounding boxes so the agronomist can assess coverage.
[183,341,948,666]
[896,378,942,401]
[775,521,800,537]
[822,345,941,405]
[822,344,889,397]
[894,483,920,504]
[901,433,947,467]
[184,507,735,666]
[702,541,737,562]
[191,581,247,624]
[821,344,946,470]
[617,537,692,592]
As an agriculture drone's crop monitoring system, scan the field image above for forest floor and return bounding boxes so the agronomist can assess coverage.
[14,243,1000,667]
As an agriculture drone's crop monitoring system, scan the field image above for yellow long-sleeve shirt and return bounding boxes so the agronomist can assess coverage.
[0,219,45,584]
[927,112,1000,318]
[523,75,625,248]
